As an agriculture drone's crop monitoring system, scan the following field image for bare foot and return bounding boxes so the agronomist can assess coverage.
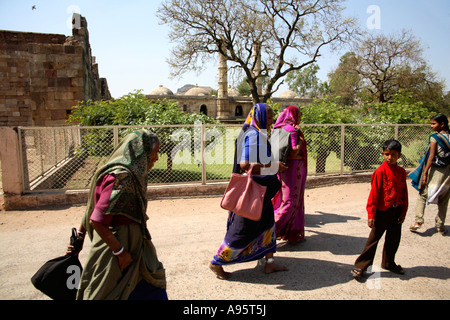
[264,262,288,274]
[209,262,232,280]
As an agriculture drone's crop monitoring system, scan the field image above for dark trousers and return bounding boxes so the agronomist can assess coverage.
[354,206,402,271]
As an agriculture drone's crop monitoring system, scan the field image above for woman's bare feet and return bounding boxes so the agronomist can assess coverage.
[209,262,232,280]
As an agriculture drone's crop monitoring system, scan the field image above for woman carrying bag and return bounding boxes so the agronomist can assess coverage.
[209,103,288,280]
[67,129,167,300]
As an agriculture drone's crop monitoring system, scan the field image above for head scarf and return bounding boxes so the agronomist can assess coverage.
[273,105,307,165]
[83,129,159,239]
[243,103,268,132]
[274,105,300,129]
[233,103,271,173]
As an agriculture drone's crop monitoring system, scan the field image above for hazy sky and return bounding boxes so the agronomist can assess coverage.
[1,0,449,98]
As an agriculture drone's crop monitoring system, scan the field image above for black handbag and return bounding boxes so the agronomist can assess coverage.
[31,228,83,300]
[270,128,292,164]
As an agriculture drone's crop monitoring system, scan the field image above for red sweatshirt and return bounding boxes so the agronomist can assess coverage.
[366,161,408,219]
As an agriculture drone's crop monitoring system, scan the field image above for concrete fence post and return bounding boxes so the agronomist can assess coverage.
[0,127,24,195]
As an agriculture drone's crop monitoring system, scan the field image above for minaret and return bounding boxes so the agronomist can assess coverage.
[252,42,263,100]
[218,44,228,100]
[216,43,231,120]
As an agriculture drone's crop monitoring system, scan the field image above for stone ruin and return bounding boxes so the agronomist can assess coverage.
[0,14,111,126]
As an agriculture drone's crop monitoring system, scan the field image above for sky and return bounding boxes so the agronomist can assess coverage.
[1,0,449,99]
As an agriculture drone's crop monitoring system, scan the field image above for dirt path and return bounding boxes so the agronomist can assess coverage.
[0,182,448,300]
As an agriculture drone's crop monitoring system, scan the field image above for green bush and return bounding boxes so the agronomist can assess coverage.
[298,94,436,172]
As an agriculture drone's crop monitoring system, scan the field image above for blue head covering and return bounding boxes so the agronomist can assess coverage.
[243,103,268,132]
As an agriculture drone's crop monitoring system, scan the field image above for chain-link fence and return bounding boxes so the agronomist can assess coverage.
[18,124,430,193]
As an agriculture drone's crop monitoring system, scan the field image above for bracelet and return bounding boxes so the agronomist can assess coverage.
[112,246,124,256]
[266,258,274,264]
[77,230,84,236]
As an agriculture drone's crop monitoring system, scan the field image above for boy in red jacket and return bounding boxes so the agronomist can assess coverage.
[352,140,408,279]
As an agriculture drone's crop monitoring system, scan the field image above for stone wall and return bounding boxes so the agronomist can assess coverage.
[0,14,110,127]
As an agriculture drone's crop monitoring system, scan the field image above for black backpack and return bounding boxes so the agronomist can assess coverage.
[270,128,292,164]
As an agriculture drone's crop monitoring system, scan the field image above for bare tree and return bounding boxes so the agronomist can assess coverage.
[353,29,425,103]
[157,0,357,103]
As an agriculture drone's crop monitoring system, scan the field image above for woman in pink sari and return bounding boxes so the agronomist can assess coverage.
[272,106,308,243]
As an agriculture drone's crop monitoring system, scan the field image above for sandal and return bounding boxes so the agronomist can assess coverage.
[351,267,363,279]
[409,222,423,231]
[383,264,404,275]
[437,227,447,235]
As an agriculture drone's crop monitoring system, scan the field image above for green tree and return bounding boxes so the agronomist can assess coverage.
[359,90,437,124]
[300,93,437,173]
[236,78,251,97]
[286,63,328,98]
[393,63,446,111]
[443,91,450,114]
[68,90,219,181]
[327,52,361,105]
[301,98,357,173]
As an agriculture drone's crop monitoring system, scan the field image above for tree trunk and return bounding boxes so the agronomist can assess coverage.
[166,152,173,182]
[316,147,330,174]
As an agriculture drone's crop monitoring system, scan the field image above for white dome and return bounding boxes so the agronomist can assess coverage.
[185,85,209,96]
[279,90,300,99]
[149,85,174,95]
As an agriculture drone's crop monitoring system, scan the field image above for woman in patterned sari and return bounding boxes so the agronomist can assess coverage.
[272,106,308,243]
[209,103,288,280]
[409,114,450,235]
[67,129,167,299]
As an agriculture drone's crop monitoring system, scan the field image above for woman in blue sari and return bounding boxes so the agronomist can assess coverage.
[209,103,288,280]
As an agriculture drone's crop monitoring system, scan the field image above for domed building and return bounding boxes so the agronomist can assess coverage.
[184,85,210,96]
[146,56,312,121]
[149,85,174,96]
[279,90,300,99]
[146,84,312,121]
[276,90,310,110]
[147,84,218,117]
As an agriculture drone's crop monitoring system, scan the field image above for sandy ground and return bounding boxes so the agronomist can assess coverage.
[0,181,448,301]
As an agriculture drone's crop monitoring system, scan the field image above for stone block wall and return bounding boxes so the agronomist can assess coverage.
[0,14,110,127]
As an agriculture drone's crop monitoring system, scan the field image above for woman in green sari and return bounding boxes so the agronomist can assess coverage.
[67,129,167,300]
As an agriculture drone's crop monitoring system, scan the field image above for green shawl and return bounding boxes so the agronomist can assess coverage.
[82,129,158,240]
[78,129,165,300]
